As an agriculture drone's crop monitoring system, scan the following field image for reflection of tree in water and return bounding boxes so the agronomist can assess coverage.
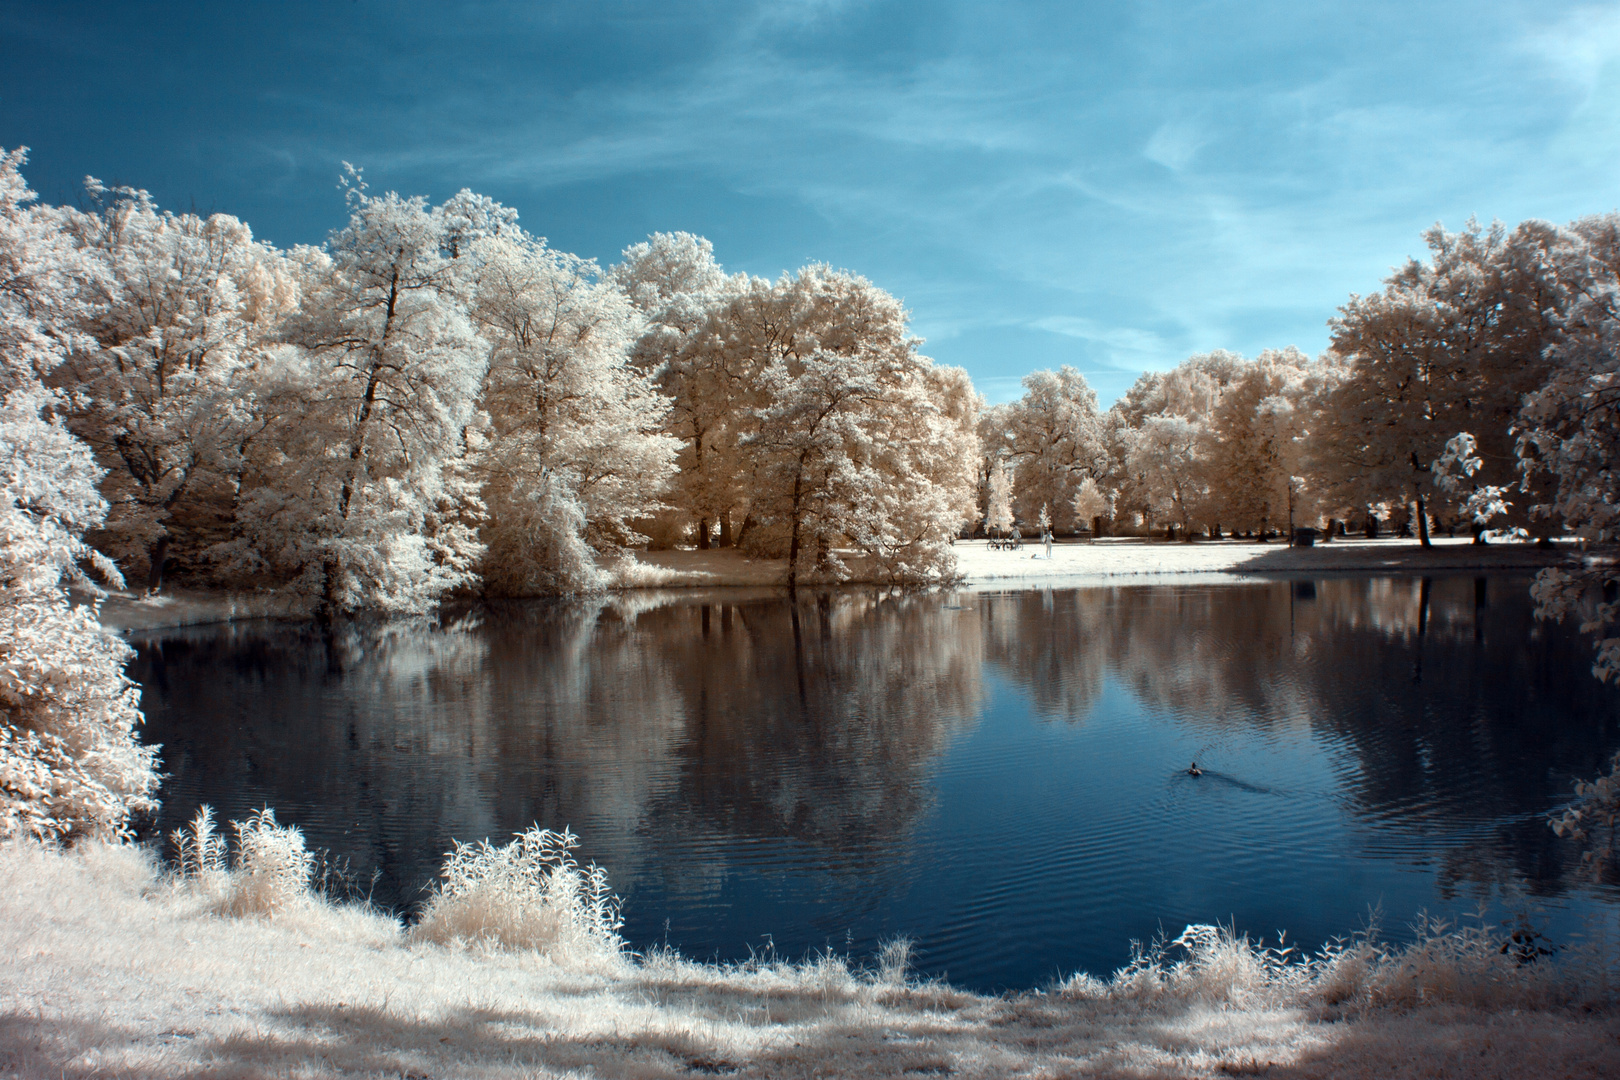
[132,576,1619,920]
[636,590,983,888]
[1021,577,1620,898]
[977,589,1111,722]
[1297,577,1620,897]
[133,590,984,910]
[132,616,500,906]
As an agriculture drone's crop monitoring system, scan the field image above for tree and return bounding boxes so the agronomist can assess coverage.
[742,267,975,590]
[1517,213,1620,681]
[1127,413,1206,534]
[987,458,1015,537]
[1316,219,1572,546]
[54,185,294,592]
[231,174,490,616]
[1001,366,1107,531]
[1106,351,1245,533]
[1070,476,1110,536]
[471,231,679,593]
[1203,348,1316,537]
[612,233,744,548]
[0,147,157,841]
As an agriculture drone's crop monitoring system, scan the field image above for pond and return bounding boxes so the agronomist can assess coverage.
[130,575,1620,992]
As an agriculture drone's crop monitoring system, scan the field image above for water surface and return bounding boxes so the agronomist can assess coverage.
[132,575,1620,991]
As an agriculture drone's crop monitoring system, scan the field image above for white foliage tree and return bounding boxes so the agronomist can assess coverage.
[612,233,744,547]
[1126,414,1207,535]
[987,458,1015,537]
[232,173,489,615]
[54,185,294,591]
[1203,348,1317,537]
[472,231,679,593]
[1070,476,1111,535]
[1315,219,1573,544]
[1000,366,1108,531]
[1517,213,1620,681]
[1106,351,1244,531]
[0,148,157,841]
[742,267,976,589]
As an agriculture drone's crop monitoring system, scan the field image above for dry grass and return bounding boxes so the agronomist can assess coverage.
[410,825,627,970]
[5,836,1620,1079]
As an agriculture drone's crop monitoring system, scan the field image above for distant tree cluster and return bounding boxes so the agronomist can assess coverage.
[615,236,979,592]
[979,217,1620,676]
[2,152,981,619]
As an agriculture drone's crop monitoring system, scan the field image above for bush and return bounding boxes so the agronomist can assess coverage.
[169,805,313,917]
[1057,912,1605,1014]
[410,824,624,966]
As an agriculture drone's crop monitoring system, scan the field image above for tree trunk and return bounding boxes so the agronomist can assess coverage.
[735,513,754,549]
[320,556,341,624]
[1415,495,1432,548]
[786,469,804,597]
[719,512,733,548]
[145,535,170,595]
[697,516,711,550]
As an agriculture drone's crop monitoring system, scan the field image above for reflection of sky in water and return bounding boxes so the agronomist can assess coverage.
[131,576,1620,992]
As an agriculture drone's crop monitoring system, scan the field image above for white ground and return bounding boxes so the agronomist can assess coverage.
[947,535,1579,589]
[5,841,1620,1079]
[612,536,1578,593]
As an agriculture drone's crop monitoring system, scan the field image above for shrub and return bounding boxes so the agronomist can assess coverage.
[1057,912,1605,1014]
[169,805,313,917]
[410,824,624,965]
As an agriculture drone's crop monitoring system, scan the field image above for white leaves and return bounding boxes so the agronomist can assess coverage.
[237,186,493,614]
[1432,432,1513,525]
[53,188,293,579]
[0,148,157,842]
[1548,750,1620,869]
[992,365,1108,532]
[1432,432,1483,489]
[472,230,678,594]
[987,459,1015,535]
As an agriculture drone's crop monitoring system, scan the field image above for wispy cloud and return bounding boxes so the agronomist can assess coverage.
[1143,120,1210,171]
[9,0,1618,406]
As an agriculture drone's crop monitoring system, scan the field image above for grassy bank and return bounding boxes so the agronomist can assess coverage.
[5,838,1620,1079]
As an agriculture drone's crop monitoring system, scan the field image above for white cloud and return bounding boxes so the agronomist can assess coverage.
[1143,120,1209,171]
[1523,5,1620,93]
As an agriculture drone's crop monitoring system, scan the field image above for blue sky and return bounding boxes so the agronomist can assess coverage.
[4,1,1618,405]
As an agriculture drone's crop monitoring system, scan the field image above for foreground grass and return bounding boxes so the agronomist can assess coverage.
[5,842,1620,1078]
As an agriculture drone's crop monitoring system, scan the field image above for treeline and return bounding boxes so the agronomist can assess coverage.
[4,152,980,616]
[982,218,1620,567]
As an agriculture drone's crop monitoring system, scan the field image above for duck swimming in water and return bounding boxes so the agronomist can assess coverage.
[1187,761,1203,777]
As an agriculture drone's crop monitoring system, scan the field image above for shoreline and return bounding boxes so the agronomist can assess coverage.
[92,537,1594,633]
[6,840,1620,1080]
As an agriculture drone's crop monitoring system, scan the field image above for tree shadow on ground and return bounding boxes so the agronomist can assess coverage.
[1227,539,1575,576]
[7,989,1620,1079]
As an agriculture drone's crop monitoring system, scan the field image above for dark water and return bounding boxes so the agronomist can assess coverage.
[130,576,1620,991]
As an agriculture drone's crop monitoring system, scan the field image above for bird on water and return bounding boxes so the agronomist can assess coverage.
[1187,761,1203,777]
